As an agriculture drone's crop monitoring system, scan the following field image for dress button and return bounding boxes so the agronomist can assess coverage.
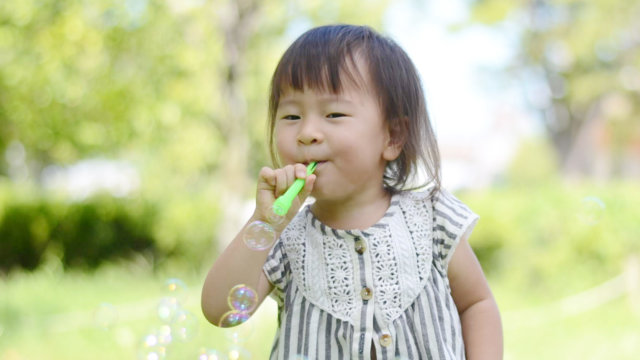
[354,238,366,254]
[380,333,392,347]
[360,287,373,300]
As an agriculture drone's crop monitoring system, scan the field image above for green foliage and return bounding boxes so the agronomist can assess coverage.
[0,201,58,271]
[459,181,640,300]
[0,189,158,273]
[54,195,157,269]
[505,137,559,185]
[0,0,390,179]
[0,178,222,274]
[466,0,640,174]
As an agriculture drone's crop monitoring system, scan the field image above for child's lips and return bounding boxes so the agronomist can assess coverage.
[308,160,325,168]
[303,160,325,167]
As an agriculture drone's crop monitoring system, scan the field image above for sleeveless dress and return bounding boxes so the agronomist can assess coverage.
[263,189,479,359]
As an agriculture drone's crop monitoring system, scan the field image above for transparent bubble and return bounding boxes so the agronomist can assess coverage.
[227,284,258,313]
[218,310,250,328]
[137,332,167,360]
[577,196,606,226]
[156,324,173,346]
[242,221,276,250]
[93,302,118,330]
[266,211,286,227]
[171,308,198,342]
[226,346,251,360]
[198,348,226,360]
[157,296,182,323]
[224,320,254,344]
[163,278,188,303]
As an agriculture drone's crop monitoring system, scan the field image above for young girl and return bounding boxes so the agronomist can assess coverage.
[202,24,503,359]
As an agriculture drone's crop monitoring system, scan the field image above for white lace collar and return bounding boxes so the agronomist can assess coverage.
[278,190,435,325]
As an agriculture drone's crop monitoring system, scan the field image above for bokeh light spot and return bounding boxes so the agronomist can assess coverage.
[157,296,181,323]
[163,277,188,303]
[198,348,225,360]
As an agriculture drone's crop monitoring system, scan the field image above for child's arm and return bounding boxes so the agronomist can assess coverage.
[448,237,503,360]
[201,164,315,326]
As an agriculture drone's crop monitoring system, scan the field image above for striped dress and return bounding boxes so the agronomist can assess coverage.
[263,189,479,359]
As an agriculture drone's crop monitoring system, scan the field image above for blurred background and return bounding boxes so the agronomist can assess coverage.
[0,0,639,359]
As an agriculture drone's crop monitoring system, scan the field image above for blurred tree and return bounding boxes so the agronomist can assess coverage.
[0,0,391,253]
[465,0,640,179]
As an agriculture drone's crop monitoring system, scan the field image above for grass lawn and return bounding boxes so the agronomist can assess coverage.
[1,259,639,359]
[0,260,277,360]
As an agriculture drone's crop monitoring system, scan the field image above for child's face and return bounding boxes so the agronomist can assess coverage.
[274,61,401,203]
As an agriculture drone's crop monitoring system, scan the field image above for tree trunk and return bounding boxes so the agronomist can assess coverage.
[214,0,261,251]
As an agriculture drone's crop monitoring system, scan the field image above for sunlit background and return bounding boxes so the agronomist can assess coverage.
[1,0,639,359]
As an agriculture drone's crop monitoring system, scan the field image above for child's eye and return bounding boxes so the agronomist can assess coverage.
[327,113,346,118]
[282,115,300,120]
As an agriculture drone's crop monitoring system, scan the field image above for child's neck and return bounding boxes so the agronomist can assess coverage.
[311,188,392,230]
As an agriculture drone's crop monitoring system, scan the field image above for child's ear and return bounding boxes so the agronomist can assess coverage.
[383,118,406,161]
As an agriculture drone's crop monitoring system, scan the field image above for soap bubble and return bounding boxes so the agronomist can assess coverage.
[137,331,167,360]
[266,211,286,227]
[198,348,226,360]
[157,297,182,323]
[156,324,173,346]
[163,278,188,303]
[242,221,276,250]
[93,302,118,330]
[224,320,255,344]
[227,284,258,313]
[218,310,250,328]
[171,308,198,342]
[577,196,605,226]
[226,346,252,360]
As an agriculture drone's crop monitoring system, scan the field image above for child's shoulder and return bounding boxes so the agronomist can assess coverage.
[395,187,437,204]
[397,186,462,203]
[395,187,473,217]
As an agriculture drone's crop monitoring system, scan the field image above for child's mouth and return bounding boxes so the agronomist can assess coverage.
[305,161,325,168]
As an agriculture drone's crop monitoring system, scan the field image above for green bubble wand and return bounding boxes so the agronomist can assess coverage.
[272,162,317,217]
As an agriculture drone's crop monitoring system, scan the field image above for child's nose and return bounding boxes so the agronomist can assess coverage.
[297,117,323,145]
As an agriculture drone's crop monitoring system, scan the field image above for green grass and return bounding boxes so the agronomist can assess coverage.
[1,256,639,359]
[492,280,640,360]
[0,259,277,359]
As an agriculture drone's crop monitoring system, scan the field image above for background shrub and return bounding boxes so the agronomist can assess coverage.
[0,193,159,273]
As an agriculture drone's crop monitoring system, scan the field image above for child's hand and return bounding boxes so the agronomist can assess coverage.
[254,164,316,230]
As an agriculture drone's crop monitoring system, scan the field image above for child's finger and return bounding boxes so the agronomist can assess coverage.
[298,174,316,201]
[275,164,294,196]
[257,166,276,189]
[294,163,308,180]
